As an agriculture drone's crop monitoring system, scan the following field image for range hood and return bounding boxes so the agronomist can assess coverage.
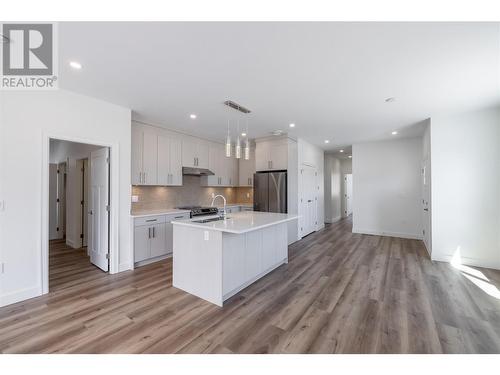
[182,166,215,176]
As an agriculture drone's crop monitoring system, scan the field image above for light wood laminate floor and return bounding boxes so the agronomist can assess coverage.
[1,217,500,353]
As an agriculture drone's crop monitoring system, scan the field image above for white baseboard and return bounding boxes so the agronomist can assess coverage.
[118,262,133,273]
[0,286,41,307]
[432,254,500,270]
[352,227,423,240]
[325,216,341,224]
[66,238,79,249]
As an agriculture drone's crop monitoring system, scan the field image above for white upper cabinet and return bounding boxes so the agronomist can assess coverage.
[158,134,183,186]
[131,125,143,185]
[255,138,288,171]
[201,143,239,187]
[131,125,158,185]
[239,148,255,186]
[142,131,158,185]
[182,137,209,169]
[132,123,182,186]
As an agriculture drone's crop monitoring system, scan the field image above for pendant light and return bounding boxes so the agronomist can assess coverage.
[244,117,250,160]
[235,120,242,159]
[225,118,231,157]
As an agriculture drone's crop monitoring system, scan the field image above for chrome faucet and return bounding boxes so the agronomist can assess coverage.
[211,194,227,218]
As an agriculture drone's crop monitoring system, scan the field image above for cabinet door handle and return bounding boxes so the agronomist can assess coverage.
[148,227,151,238]
[152,227,155,238]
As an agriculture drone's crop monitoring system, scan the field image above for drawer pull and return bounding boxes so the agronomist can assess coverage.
[146,219,157,222]
[174,216,184,219]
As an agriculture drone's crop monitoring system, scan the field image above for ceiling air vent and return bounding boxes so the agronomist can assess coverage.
[224,100,251,114]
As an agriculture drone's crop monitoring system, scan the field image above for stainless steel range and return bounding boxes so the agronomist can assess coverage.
[176,205,219,218]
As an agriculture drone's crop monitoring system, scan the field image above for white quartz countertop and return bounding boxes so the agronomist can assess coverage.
[131,208,191,218]
[172,211,298,234]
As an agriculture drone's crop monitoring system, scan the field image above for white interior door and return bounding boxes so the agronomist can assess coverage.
[57,162,66,238]
[422,158,432,253]
[82,158,89,248]
[48,164,60,240]
[89,147,110,272]
[344,174,353,216]
[301,165,317,236]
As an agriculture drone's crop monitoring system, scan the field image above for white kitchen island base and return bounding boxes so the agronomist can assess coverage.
[172,212,296,306]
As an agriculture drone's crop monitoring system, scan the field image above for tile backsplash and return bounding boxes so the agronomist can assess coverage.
[131,175,253,212]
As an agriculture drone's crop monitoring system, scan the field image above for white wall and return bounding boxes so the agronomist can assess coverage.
[50,139,101,163]
[298,139,325,234]
[352,137,423,239]
[431,107,500,269]
[340,158,352,217]
[0,89,132,307]
[324,155,342,223]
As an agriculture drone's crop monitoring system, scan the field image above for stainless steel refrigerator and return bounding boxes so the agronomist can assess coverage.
[253,171,287,213]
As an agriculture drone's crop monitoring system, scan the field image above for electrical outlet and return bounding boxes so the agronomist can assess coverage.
[204,230,210,241]
[246,193,250,199]
[211,192,215,199]
[131,195,139,203]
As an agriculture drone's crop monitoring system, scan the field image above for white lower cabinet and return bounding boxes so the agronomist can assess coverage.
[221,222,287,297]
[134,225,151,263]
[134,212,190,266]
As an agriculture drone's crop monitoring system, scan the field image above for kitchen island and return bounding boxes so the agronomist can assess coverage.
[172,211,298,306]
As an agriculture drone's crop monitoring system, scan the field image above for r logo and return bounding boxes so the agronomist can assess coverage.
[2,23,53,76]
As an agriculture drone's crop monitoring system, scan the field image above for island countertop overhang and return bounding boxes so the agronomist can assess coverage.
[171,211,299,234]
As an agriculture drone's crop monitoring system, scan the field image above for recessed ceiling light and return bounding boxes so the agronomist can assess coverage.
[339,149,344,153]
[324,140,330,144]
[385,97,396,103]
[289,123,295,128]
[241,132,247,137]
[348,155,352,158]
[190,114,197,119]
[69,61,82,69]
[391,131,398,135]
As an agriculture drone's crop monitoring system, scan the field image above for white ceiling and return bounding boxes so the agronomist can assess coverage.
[58,22,500,150]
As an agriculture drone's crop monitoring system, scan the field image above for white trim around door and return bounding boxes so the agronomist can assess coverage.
[41,133,123,295]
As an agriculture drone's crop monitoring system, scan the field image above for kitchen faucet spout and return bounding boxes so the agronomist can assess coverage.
[211,194,227,218]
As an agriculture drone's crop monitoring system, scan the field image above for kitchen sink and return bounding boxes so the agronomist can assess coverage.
[192,216,229,223]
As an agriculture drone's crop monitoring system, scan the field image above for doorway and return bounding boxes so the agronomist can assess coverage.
[300,164,318,237]
[47,139,111,292]
[343,174,353,217]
